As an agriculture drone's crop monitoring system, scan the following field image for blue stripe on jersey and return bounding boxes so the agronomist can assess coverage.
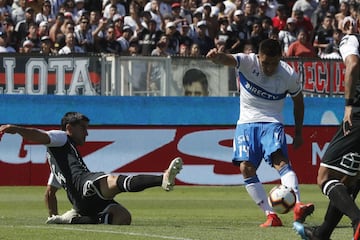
[239,72,287,100]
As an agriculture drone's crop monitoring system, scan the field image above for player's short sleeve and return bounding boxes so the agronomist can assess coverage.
[232,53,255,70]
[288,72,302,97]
[47,172,62,189]
[340,35,360,61]
[281,61,302,96]
[46,130,68,147]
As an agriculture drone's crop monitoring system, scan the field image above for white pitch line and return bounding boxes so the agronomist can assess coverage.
[22,225,196,240]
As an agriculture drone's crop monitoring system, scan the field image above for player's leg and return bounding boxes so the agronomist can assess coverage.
[98,157,183,199]
[98,203,132,225]
[240,161,283,227]
[271,149,314,223]
[264,122,314,223]
[315,122,360,239]
[233,123,282,227]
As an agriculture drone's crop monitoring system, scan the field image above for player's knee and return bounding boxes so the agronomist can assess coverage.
[109,207,132,225]
[239,162,256,178]
[317,166,330,188]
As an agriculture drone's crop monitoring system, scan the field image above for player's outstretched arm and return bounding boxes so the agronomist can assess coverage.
[206,48,237,67]
[0,124,50,144]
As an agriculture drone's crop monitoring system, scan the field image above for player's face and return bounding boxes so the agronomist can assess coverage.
[258,53,280,76]
[69,120,88,146]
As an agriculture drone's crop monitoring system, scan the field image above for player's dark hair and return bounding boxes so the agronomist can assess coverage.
[259,39,281,57]
[61,112,89,130]
[182,68,208,89]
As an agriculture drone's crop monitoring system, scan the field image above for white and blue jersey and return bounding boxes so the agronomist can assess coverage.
[234,53,301,124]
[232,53,301,168]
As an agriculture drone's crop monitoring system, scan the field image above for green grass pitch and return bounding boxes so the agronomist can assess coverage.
[0,185,355,240]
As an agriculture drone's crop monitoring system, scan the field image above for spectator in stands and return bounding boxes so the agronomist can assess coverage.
[58,32,84,54]
[36,0,55,26]
[291,0,318,19]
[189,42,201,57]
[14,7,35,50]
[111,14,123,38]
[139,11,152,30]
[128,39,139,55]
[21,39,34,53]
[0,31,15,53]
[256,0,273,24]
[311,0,336,28]
[179,43,189,56]
[49,13,65,45]
[72,0,86,23]
[178,20,192,49]
[249,20,268,53]
[293,10,314,41]
[170,2,184,30]
[187,10,202,40]
[2,18,17,50]
[214,35,227,53]
[320,28,342,59]
[286,29,317,57]
[268,27,279,41]
[179,0,192,25]
[98,25,122,54]
[243,0,259,34]
[124,1,142,37]
[103,0,126,19]
[0,0,12,21]
[272,4,288,31]
[313,14,335,56]
[144,0,162,31]
[201,3,217,40]
[104,4,118,22]
[11,0,26,24]
[164,21,180,55]
[137,18,162,55]
[151,34,169,56]
[278,17,298,56]
[88,10,101,33]
[242,41,256,54]
[24,22,41,52]
[74,15,93,52]
[192,20,215,56]
[57,21,75,49]
[335,1,350,31]
[39,35,55,54]
[182,68,209,96]
[117,24,134,54]
[38,21,50,39]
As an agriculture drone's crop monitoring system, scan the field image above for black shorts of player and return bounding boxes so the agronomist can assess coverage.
[321,117,360,176]
[77,193,119,218]
[71,172,119,217]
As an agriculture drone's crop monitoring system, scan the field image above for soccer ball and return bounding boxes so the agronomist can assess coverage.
[268,185,296,214]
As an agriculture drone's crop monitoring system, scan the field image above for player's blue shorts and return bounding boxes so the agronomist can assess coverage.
[232,122,288,169]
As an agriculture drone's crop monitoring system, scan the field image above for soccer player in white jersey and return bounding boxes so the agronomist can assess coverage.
[206,39,314,227]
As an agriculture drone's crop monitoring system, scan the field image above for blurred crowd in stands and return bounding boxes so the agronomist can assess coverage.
[0,0,354,58]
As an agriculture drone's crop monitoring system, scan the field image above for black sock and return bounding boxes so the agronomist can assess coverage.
[116,174,162,192]
[315,202,343,239]
[322,180,360,225]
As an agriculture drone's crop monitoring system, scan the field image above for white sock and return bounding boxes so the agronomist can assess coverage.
[245,182,274,215]
[280,170,300,202]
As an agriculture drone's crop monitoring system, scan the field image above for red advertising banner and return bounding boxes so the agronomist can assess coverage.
[0,125,338,186]
[286,59,345,95]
